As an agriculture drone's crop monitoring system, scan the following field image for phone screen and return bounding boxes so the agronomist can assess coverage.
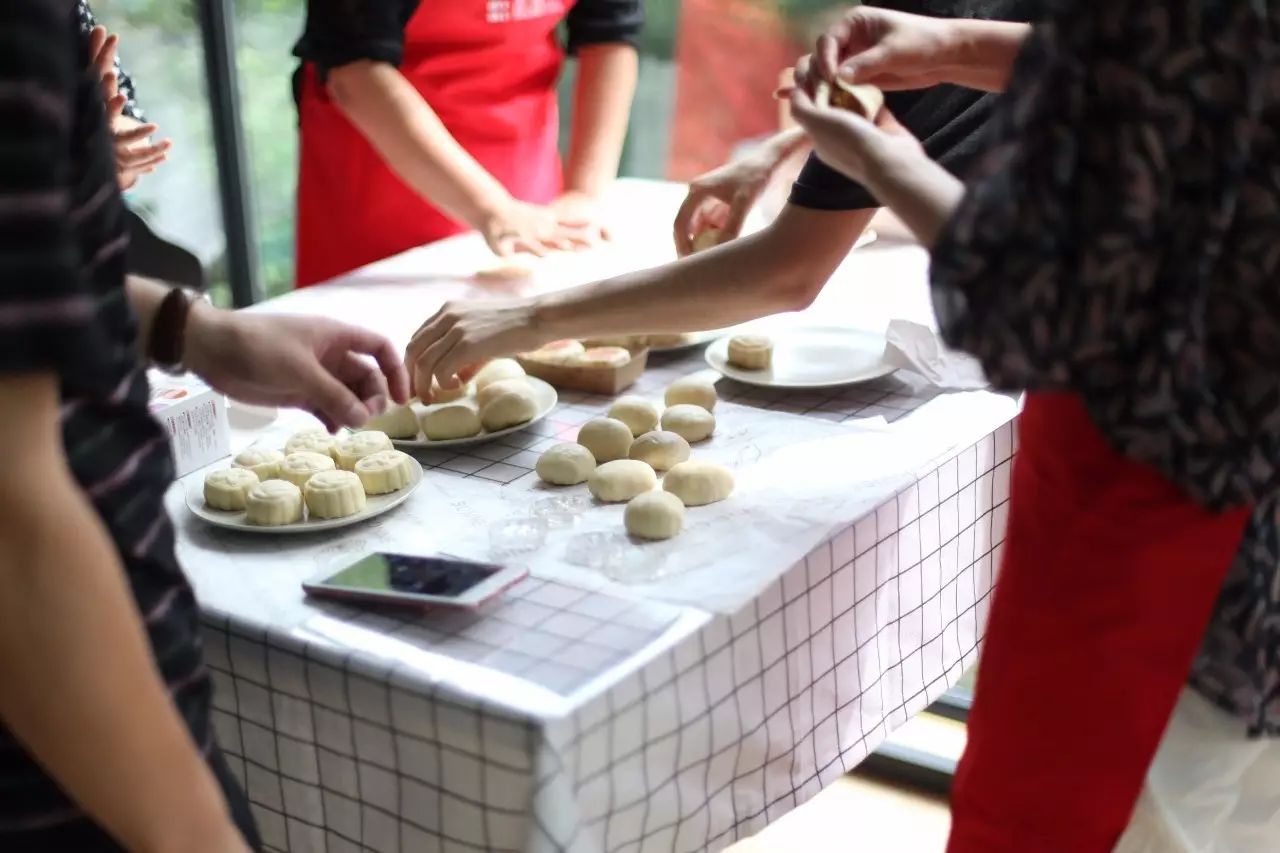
[318,553,503,598]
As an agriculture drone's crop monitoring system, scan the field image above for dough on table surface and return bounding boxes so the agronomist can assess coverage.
[204,467,260,511]
[664,375,717,411]
[608,395,661,437]
[523,339,586,364]
[232,447,284,481]
[284,429,336,459]
[278,451,337,488]
[588,459,658,503]
[430,378,472,403]
[628,430,690,471]
[476,377,530,410]
[567,346,631,369]
[245,479,304,526]
[354,449,417,494]
[661,404,716,443]
[364,404,420,439]
[726,334,773,371]
[536,442,596,485]
[625,491,685,540]
[480,386,539,431]
[335,430,393,470]
[304,470,367,519]
[663,460,734,506]
[422,403,482,440]
[577,417,634,463]
[473,358,526,391]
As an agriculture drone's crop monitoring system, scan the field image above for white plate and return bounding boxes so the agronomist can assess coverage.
[187,464,424,534]
[705,326,896,389]
[393,376,558,449]
[646,330,723,353]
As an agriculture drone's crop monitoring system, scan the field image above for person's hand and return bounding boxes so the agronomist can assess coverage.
[788,81,924,189]
[801,7,958,93]
[673,147,779,257]
[87,25,171,189]
[185,304,410,431]
[404,298,541,399]
[552,191,611,244]
[480,198,594,258]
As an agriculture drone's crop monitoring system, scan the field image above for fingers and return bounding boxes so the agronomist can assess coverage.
[88,26,107,66]
[816,32,842,84]
[405,306,455,393]
[335,351,390,416]
[114,121,161,145]
[300,358,370,429]
[413,327,465,395]
[793,54,814,96]
[339,325,411,405]
[673,185,709,256]
[721,192,753,242]
[838,44,894,85]
[106,92,127,122]
[100,69,119,104]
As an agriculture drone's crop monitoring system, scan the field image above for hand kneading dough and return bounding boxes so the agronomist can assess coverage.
[691,227,723,254]
[245,479,303,526]
[364,404,420,439]
[588,459,657,503]
[204,467,260,511]
[727,334,773,370]
[628,430,690,471]
[625,491,685,540]
[304,470,367,519]
[279,451,336,488]
[536,442,596,485]
[476,377,529,410]
[285,429,336,459]
[422,403,482,440]
[233,447,284,481]
[480,386,538,431]
[473,358,525,391]
[608,395,661,436]
[354,450,417,494]
[664,376,717,411]
[335,430,393,470]
[661,404,716,443]
[577,418,633,463]
[662,460,734,506]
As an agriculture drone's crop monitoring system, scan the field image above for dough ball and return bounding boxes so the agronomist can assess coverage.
[607,395,661,437]
[536,442,596,486]
[663,460,735,507]
[829,80,885,119]
[661,404,716,443]
[567,346,631,369]
[204,467,260,511]
[422,403,482,441]
[304,470,367,519]
[284,429,336,458]
[691,227,723,254]
[588,459,657,503]
[664,376,717,411]
[476,377,530,410]
[480,386,539,431]
[430,377,472,403]
[335,430,393,470]
[625,491,685,540]
[628,430,690,471]
[364,404,420,439]
[577,418,633,463]
[278,451,337,488]
[354,449,417,494]
[232,447,284,481]
[473,358,526,391]
[245,479,303,526]
[524,339,585,364]
[727,334,773,371]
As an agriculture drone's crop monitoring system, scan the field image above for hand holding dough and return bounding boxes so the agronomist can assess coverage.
[625,491,685,540]
[588,459,657,502]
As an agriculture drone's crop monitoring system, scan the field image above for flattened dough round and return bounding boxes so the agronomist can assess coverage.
[662,460,734,507]
[536,442,596,486]
[607,395,661,437]
[661,404,716,443]
[625,491,685,540]
[628,430,690,471]
[577,418,633,463]
[588,459,657,503]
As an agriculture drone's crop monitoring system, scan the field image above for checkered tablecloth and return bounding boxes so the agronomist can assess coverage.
[172,182,1018,852]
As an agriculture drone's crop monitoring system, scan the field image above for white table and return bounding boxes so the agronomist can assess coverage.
[169,180,1017,853]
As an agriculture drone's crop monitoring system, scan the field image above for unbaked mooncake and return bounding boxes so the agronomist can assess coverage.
[303,470,367,519]
[278,451,336,488]
[204,467,260,511]
[334,430,392,470]
[354,450,417,494]
[245,479,303,526]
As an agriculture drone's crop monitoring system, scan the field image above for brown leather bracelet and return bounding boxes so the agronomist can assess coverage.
[148,286,196,373]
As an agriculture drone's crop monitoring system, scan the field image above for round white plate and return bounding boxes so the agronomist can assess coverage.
[646,330,724,353]
[187,463,424,534]
[392,376,558,449]
[705,326,896,389]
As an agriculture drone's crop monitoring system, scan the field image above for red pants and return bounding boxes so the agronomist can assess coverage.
[948,393,1252,852]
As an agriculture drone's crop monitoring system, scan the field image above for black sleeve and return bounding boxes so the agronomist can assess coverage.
[292,0,416,79]
[565,0,643,54]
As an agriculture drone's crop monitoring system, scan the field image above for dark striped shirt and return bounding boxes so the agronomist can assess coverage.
[0,1,215,841]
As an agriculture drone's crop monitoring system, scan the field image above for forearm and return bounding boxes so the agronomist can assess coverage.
[863,152,964,248]
[563,44,639,197]
[535,205,873,337]
[328,61,510,227]
[944,19,1031,92]
[125,274,169,359]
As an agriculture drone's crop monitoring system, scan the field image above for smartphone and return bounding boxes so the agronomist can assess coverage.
[303,552,526,609]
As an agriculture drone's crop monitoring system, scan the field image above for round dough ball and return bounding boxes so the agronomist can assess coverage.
[204,467,260,511]
[473,358,525,391]
[476,377,530,411]
[628,430,690,471]
[304,470,367,519]
[661,404,716,443]
[480,386,539,431]
[577,418,633,463]
[625,491,685,540]
[284,429,336,458]
[278,451,337,488]
[232,447,284,481]
[422,403,482,441]
[727,334,773,371]
[245,479,303,526]
[665,375,717,412]
[364,404,420,439]
[662,460,735,506]
[536,442,596,486]
[608,395,661,437]
[588,459,658,503]
[335,430,393,470]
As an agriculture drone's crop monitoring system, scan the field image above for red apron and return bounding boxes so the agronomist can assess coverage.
[948,393,1252,851]
[294,1,572,287]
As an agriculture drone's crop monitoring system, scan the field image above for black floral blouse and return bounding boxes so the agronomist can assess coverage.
[930,1,1280,734]
[76,0,143,121]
